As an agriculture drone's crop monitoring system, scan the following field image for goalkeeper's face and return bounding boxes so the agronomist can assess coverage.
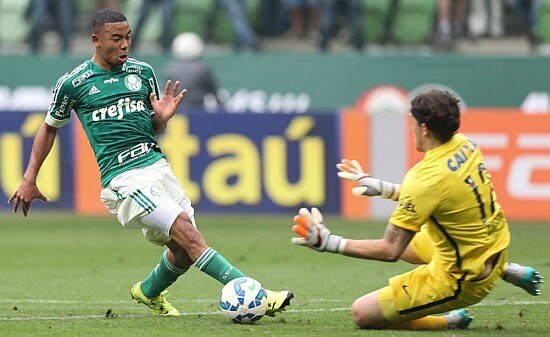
[92,21,131,68]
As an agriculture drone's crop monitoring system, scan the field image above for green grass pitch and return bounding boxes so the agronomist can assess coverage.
[0,212,548,336]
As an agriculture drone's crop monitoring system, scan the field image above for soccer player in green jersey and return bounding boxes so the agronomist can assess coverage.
[8,8,293,317]
[291,90,543,330]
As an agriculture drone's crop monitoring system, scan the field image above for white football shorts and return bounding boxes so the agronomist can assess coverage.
[100,158,196,246]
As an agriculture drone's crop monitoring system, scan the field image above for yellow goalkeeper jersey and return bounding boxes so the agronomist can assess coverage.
[390,133,510,280]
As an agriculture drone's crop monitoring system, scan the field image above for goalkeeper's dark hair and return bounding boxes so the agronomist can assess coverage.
[92,8,127,33]
[410,90,461,143]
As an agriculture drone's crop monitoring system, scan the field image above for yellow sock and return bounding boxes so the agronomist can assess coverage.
[388,316,447,330]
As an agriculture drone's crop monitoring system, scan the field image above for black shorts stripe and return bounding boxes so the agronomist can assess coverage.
[398,273,467,315]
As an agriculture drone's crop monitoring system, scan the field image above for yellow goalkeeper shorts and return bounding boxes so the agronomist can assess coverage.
[378,250,507,323]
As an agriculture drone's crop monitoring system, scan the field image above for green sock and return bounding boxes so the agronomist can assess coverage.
[194,247,246,285]
[141,250,188,298]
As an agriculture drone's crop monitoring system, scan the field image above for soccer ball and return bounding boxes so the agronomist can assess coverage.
[219,277,268,324]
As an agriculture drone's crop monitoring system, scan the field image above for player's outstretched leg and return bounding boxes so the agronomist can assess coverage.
[502,263,544,296]
[195,247,294,317]
[387,311,472,330]
[130,250,187,316]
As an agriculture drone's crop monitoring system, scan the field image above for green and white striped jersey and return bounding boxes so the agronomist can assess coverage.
[46,58,164,187]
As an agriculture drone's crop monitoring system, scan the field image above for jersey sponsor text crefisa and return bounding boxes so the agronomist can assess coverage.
[92,97,146,121]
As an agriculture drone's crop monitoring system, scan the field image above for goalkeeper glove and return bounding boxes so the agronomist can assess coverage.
[336,159,400,201]
[291,207,347,253]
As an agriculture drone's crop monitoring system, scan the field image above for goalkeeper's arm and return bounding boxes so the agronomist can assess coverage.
[341,223,415,261]
[292,208,414,262]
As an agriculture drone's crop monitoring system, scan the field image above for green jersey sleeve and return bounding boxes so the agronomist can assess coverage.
[45,73,78,128]
[142,63,160,116]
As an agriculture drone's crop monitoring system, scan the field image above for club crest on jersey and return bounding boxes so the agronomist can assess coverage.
[125,74,142,91]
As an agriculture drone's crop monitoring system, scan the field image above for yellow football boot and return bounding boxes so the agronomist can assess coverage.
[131,282,180,316]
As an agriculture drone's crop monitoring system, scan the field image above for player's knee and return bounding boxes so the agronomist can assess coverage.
[351,299,385,329]
[170,212,206,250]
[351,300,370,328]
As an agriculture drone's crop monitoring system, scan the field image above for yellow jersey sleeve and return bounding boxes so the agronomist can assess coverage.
[389,164,443,232]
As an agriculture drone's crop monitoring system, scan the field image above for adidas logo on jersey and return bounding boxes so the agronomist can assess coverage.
[88,86,101,95]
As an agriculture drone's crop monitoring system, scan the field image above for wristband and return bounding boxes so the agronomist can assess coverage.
[325,235,348,254]
[380,181,400,201]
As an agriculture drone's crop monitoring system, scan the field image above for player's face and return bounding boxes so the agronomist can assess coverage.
[409,113,426,152]
[93,21,132,68]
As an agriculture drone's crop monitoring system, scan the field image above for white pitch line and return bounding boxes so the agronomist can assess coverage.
[0,301,548,322]
[1,299,548,305]
[475,300,550,307]
[0,298,349,304]
[2,314,123,321]
[0,308,350,322]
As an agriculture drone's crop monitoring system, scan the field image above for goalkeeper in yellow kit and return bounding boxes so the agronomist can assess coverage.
[292,90,543,330]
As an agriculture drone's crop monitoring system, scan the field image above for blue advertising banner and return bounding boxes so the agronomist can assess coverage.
[1,110,340,214]
[0,111,74,210]
[157,113,340,213]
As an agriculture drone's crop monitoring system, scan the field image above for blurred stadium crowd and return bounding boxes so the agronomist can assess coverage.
[0,0,547,55]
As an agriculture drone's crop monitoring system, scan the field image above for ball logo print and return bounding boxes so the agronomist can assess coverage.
[219,277,268,324]
[124,74,142,91]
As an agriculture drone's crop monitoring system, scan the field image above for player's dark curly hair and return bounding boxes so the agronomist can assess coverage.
[410,90,461,143]
[92,8,127,33]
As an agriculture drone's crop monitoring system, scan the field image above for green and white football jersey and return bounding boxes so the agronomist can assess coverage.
[46,58,164,187]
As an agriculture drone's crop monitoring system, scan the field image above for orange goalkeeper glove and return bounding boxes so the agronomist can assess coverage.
[291,207,347,253]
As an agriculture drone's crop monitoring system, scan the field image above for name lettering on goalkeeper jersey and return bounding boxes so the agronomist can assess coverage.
[91,98,146,121]
[447,138,478,172]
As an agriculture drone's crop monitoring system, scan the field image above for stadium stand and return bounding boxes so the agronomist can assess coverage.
[0,0,31,44]
[535,0,550,43]
[361,0,393,43]
[123,0,164,46]
[210,0,261,47]
[173,0,215,38]
[0,0,546,55]
[392,0,436,45]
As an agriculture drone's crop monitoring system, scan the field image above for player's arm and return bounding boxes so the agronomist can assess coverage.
[342,223,415,261]
[150,80,187,135]
[291,208,414,261]
[337,159,400,201]
[151,114,168,135]
[7,123,57,216]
